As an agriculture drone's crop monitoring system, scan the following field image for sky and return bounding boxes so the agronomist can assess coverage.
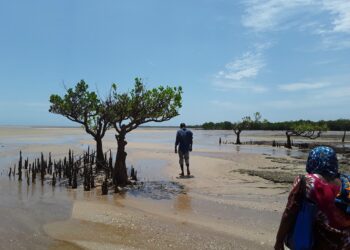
[0,0,349,126]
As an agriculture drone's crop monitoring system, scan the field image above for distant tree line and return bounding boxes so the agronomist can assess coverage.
[202,119,350,131]
[202,113,349,148]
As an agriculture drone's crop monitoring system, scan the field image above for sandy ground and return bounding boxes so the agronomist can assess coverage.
[0,127,314,249]
[43,141,302,249]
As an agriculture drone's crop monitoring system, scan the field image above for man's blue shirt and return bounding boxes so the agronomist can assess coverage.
[175,128,193,153]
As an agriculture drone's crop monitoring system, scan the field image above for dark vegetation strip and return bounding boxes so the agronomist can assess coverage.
[201,119,350,131]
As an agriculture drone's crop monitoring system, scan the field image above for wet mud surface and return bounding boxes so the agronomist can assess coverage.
[1,127,349,249]
[121,181,186,200]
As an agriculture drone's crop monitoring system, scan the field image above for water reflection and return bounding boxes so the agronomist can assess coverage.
[118,191,127,199]
[174,193,192,212]
[31,182,35,198]
[26,183,30,199]
[17,180,22,201]
[40,183,45,198]
[72,189,77,200]
[286,149,291,156]
[83,189,93,200]
[130,159,168,182]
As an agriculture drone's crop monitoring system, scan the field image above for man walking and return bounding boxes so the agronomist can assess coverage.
[175,123,193,176]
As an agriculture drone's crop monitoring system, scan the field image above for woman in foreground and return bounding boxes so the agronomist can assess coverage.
[275,146,350,250]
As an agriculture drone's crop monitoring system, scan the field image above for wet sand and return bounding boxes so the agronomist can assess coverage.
[1,127,345,249]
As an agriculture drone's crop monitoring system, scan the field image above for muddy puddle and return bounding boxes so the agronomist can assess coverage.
[123,181,185,200]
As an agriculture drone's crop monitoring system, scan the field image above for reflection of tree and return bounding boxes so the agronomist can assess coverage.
[174,194,192,212]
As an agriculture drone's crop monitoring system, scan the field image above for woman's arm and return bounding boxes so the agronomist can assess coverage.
[275,176,303,249]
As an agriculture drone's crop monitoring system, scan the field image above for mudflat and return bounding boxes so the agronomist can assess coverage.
[1,127,346,249]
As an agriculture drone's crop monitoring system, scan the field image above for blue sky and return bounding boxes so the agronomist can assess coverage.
[0,0,349,126]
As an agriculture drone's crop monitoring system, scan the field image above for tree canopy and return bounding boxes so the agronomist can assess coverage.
[106,78,183,187]
[284,121,328,148]
[287,122,328,138]
[107,78,183,134]
[49,80,110,136]
[49,80,110,167]
[232,113,263,144]
[49,78,183,187]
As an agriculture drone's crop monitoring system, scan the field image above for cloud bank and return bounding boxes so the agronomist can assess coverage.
[242,0,350,49]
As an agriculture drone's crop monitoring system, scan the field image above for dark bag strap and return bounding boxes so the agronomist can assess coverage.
[298,174,306,201]
[284,175,306,248]
[284,175,317,249]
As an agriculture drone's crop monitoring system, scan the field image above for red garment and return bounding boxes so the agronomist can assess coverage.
[306,174,350,230]
[275,174,350,250]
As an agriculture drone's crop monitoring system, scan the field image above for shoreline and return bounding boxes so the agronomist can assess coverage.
[43,140,296,249]
[1,127,349,249]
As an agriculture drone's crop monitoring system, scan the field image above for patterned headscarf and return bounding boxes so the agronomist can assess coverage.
[306,146,338,177]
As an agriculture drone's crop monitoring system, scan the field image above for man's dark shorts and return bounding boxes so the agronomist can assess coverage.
[178,150,189,166]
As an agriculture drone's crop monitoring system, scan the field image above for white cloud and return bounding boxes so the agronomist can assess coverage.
[313,59,337,65]
[322,0,350,33]
[315,86,350,98]
[263,99,300,109]
[264,83,350,110]
[212,44,269,92]
[242,0,350,49]
[210,100,256,112]
[319,34,350,50]
[213,79,268,93]
[210,100,237,109]
[278,82,329,91]
[263,99,331,110]
[217,51,264,81]
[242,0,317,32]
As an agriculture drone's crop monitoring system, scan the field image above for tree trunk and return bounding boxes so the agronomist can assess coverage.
[95,137,104,170]
[286,132,292,149]
[235,130,241,144]
[342,131,346,143]
[114,132,129,188]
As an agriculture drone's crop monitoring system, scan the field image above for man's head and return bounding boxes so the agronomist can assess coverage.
[180,123,186,129]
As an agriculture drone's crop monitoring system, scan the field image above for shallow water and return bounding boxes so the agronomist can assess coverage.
[0,128,86,249]
[125,128,310,158]
[0,127,185,249]
[0,127,314,169]
[0,177,80,249]
[0,126,345,248]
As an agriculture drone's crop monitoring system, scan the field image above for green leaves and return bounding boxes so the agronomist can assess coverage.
[49,77,182,181]
[49,80,110,138]
[288,121,328,139]
[233,115,253,132]
[291,122,327,134]
[107,78,183,133]
[49,78,182,136]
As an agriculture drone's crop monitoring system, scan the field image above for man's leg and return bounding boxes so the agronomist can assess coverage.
[184,152,190,175]
[178,151,184,176]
